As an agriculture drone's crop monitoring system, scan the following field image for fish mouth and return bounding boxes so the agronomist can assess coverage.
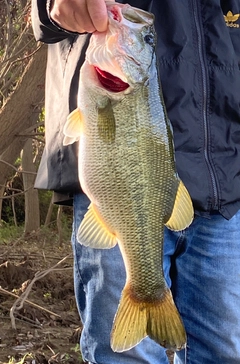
[95,67,129,92]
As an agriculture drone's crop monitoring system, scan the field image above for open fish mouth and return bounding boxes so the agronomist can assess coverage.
[95,67,129,92]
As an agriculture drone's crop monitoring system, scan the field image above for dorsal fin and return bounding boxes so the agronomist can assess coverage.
[165,181,193,231]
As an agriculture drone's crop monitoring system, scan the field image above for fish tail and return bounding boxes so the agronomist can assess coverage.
[111,286,186,352]
[111,285,148,352]
[146,288,186,351]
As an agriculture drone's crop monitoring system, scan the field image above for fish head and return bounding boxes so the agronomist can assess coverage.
[83,2,156,99]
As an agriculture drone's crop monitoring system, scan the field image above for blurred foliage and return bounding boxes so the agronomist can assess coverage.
[0,1,50,228]
[0,220,23,243]
[0,0,38,108]
[0,1,74,234]
[2,176,72,226]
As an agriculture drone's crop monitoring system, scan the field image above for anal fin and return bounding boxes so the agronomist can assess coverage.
[77,203,117,249]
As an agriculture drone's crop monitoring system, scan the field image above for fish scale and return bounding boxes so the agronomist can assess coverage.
[63,1,193,353]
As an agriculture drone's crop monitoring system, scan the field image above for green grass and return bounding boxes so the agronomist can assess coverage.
[0,221,24,243]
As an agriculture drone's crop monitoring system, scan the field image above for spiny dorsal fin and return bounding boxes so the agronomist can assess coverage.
[63,108,83,146]
[165,180,193,231]
[77,203,117,249]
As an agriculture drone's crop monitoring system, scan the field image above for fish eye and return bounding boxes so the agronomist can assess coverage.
[144,34,155,46]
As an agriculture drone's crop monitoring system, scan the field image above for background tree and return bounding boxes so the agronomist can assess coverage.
[0,0,47,228]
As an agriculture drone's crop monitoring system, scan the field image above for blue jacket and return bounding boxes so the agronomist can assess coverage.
[32,0,240,219]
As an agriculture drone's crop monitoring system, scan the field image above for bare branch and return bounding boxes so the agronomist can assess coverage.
[2,0,12,63]
[0,187,33,200]
[0,159,37,175]
[0,286,61,328]
[10,255,71,329]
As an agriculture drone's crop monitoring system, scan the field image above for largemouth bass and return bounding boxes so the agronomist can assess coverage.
[63,2,193,352]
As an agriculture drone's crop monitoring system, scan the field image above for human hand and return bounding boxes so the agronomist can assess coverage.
[50,0,111,33]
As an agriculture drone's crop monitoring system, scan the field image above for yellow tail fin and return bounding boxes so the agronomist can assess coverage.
[111,286,186,352]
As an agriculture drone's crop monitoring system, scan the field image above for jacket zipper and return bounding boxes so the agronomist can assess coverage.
[192,0,219,210]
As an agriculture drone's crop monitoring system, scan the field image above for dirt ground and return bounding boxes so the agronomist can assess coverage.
[0,229,174,364]
[0,229,84,364]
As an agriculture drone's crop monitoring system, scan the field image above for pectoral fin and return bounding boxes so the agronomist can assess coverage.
[77,204,117,249]
[63,108,83,145]
[165,180,193,231]
[97,100,116,143]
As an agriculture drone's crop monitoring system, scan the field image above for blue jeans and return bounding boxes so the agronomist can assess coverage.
[72,193,240,364]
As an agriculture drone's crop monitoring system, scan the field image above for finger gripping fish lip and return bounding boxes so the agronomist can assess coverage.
[94,66,129,92]
[109,6,122,22]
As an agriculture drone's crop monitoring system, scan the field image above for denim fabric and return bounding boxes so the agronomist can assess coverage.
[72,193,240,364]
[169,212,240,364]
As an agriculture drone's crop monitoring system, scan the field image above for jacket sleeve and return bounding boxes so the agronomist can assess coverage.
[31,0,78,43]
